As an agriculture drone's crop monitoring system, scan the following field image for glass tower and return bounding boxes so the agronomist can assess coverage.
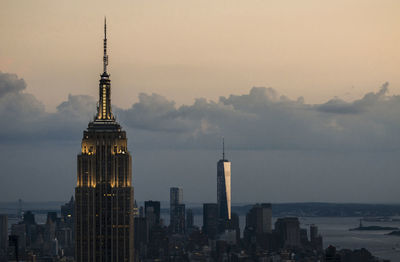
[75,19,134,262]
[217,139,231,221]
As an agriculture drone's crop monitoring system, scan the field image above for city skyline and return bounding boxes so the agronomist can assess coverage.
[1,2,400,261]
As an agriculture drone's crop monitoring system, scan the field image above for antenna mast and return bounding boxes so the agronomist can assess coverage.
[222,137,225,160]
[103,17,108,73]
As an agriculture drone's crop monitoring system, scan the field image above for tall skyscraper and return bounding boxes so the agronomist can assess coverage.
[75,19,134,262]
[217,139,231,221]
[170,187,185,234]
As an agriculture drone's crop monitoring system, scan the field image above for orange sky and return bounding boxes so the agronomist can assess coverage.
[1,0,399,111]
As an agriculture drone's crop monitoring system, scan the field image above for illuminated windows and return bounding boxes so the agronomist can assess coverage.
[102,87,106,119]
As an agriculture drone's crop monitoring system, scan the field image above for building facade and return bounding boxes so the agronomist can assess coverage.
[186,209,194,230]
[202,203,218,239]
[144,201,160,227]
[217,140,231,221]
[170,187,185,234]
[245,203,272,234]
[275,217,301,248]
[75,19,134,262]
[0,215,7,261]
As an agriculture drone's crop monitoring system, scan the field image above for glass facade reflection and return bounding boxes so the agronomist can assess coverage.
[217,159,231,221]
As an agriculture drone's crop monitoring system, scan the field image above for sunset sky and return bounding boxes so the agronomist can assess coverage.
[1,0,400,203]
[1,0,399,110]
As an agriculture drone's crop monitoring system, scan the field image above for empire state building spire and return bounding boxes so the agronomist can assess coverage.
[97,17,114,121]
[103,17,108,74]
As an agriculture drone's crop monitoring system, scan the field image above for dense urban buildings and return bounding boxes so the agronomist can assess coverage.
[1,200,392,261]
[5,199,75,261]
[74,19,134,262]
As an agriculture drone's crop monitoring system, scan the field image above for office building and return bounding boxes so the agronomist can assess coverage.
[61,196,74,224]
[23,211,35,226]
[275,217,301,248]
[245,203,272,234]
[217,139,231,221]
[310,224,323,251]
[203,203,218,239]
[170,187,185,234]
[134,216,148,258]
[75,19,134,262]
[0,215,7,261]
[11,223,26,255]
[186,209,194,230]
[145,201,161,229]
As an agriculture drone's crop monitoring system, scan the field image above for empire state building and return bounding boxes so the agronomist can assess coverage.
[75,19,134,262]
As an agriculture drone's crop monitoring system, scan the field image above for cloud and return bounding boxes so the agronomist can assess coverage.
[114,83,399,151]
[0,71,399,152]
[2,71,400,203]
[0,72,97,142]
[0,72,26,96]
[317,82,389,114]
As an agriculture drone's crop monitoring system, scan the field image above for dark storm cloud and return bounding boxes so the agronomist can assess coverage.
[1,71,399,152]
